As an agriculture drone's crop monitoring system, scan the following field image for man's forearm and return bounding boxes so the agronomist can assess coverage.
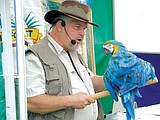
[27,94,71,114]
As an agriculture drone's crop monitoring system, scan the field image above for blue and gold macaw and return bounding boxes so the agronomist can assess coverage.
[103,40,157,120]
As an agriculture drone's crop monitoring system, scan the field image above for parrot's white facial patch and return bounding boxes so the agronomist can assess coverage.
[103,43,114,55]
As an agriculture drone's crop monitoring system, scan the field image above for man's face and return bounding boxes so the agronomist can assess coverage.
[64,18,87,51]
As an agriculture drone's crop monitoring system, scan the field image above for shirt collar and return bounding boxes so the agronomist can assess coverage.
[47,34,65,55]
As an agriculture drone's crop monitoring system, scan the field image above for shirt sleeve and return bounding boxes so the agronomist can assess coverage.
[25,52,45,98]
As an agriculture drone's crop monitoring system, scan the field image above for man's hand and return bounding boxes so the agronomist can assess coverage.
[68,92,95,109]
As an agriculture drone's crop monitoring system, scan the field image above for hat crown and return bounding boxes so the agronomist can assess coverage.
[60,0,90,21]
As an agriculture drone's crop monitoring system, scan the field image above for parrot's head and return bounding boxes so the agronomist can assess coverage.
[103,40,119,55]
[103,40,127,56]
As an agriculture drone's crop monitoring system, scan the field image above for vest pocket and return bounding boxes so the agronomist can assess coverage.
[46,75,62,95]
[43,62,63,95]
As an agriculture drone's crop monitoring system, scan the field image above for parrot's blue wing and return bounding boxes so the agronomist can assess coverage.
[104,75,119,101]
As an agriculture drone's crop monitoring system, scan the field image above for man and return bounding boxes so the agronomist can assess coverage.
[26,0,105,120]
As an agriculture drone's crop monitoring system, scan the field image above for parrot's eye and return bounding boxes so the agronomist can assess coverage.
[108,44,113,48]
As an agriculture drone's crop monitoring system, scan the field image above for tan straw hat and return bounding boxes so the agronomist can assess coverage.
[44,0,98,27]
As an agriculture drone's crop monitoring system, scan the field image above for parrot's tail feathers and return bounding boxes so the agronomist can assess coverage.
[121,92,135,120]
[126,108,135,120]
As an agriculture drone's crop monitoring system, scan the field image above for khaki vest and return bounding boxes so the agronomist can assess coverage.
[26,38,74,120]
[26,36,104,120]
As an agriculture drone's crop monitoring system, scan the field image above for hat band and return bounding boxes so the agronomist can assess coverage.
[64,13,89,22]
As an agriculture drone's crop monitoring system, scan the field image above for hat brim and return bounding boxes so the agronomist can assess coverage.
[104,77,118,101]
[44,10,98,27]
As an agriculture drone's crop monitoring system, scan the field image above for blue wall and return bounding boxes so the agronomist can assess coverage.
[135,53,160,107]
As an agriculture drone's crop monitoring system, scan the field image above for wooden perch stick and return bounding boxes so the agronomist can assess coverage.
[90,78,158,100]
